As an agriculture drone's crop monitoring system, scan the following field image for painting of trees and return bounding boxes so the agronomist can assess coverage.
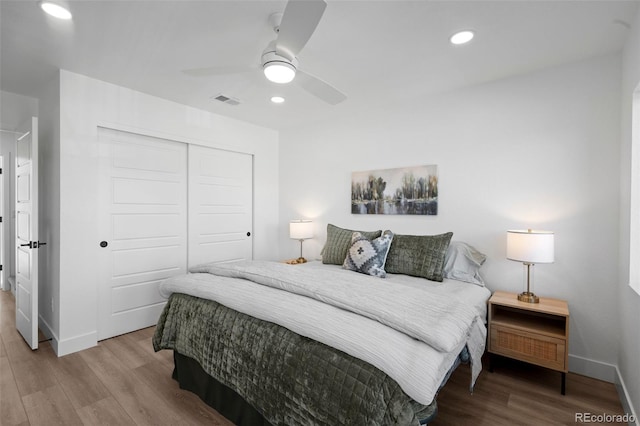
[351,165,438,215]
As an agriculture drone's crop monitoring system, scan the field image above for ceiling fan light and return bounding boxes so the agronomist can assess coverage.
[40,1,72,20]
[263,62,296,84]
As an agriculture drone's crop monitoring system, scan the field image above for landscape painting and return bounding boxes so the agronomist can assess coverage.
[351,165,438,215]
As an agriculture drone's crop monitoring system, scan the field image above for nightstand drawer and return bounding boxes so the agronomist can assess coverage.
[490,324,566,372]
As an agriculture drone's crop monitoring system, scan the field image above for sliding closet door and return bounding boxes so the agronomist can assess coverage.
[97,128,187,340]
[188,145,253,267]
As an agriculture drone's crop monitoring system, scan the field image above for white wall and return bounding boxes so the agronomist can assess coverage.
[279,54,622,381]
[43,70,279,355]
[618,5,640,420]
[0,90,38,130]
[0,132,15,291]
[0,90,39,292]
[37,75,61,345]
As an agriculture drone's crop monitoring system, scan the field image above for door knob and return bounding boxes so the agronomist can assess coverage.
[100,241,108,248]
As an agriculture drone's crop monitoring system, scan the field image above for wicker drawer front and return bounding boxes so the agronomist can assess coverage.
[490,325,566,372]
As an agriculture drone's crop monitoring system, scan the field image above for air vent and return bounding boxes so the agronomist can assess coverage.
[211,94,241,106]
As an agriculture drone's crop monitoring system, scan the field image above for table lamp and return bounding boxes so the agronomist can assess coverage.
[290,220,313,262]
[507,229,554,303]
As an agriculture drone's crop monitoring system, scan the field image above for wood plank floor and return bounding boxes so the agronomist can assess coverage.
[0,290,627,425]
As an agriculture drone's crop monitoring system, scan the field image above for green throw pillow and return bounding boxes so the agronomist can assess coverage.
[321,224,382,265]
[385,232,454,282]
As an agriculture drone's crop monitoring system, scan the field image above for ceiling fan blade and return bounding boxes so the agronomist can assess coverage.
[296,70,346,105]
[275,0,327,62]
[183,65,255,77]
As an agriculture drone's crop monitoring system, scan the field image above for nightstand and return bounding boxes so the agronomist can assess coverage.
[488,290,569,394]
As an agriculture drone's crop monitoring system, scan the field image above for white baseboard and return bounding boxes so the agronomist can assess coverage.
[38,314,56,341]
[568,355,638,425]
[568,354,617,382]
[7,275,15,295]
[38,315,98,356]
[38,314,60,354]
[615,366,639,426]
[53,330,97,357]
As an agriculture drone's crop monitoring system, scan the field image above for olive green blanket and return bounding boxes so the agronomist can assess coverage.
[153,293,436,425]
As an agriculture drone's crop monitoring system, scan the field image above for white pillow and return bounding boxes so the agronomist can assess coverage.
[443,241,486,286]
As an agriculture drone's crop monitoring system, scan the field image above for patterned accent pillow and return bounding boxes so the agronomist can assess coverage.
[385,232,454,282]
[321,224,382,265]
[343,230,394,278]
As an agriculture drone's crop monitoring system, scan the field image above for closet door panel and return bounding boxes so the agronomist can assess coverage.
[188,145,253,267]
[112,213,182,241]
[98,128,187,340]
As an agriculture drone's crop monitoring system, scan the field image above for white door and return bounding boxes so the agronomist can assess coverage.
[98,128,187,340]
[188,145,253,267]
[15,117,39,350]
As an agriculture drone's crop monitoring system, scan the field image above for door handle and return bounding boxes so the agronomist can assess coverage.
[19,241,47,249]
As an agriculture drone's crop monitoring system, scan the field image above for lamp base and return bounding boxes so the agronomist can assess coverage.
[518,292,539,303]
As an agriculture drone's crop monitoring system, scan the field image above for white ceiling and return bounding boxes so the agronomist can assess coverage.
[1,0,638,131]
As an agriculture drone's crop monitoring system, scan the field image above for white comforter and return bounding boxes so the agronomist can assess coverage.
[159,260,491,406]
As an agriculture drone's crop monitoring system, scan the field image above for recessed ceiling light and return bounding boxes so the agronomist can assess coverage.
[40,1,72,20]
[450,30,474,45]
[271,96,285,104]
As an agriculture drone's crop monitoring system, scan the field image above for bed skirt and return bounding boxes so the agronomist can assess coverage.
[172,351,440,426]
[173,351,271,426]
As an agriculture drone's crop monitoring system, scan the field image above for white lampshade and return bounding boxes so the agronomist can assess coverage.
[290,220,313,240]
[507,230,555,263]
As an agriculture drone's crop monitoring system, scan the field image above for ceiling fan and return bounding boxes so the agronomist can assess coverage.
[183,0,347,105]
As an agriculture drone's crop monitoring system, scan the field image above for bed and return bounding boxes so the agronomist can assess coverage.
[153,229,491,425]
